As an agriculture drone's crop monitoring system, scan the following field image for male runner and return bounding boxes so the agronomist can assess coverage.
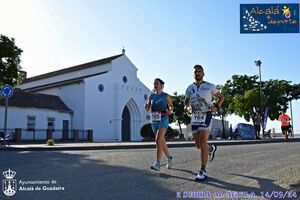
[278,111,291,142]
[184,65,224,181]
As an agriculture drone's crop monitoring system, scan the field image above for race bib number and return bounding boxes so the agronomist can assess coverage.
[151,112,161,122]
[191,112,207,125]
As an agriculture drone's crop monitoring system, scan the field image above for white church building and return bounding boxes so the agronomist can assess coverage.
[17,50,151,141]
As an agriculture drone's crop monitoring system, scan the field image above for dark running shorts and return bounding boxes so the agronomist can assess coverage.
[281,126,289,133]
[191,112,213,133]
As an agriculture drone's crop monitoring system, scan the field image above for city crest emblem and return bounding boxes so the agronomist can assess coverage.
[2,169,17,196]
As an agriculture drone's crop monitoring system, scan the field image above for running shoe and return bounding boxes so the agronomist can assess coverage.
[195,170,208,181]
[150,161,160,171]
[208,144,217,161]
[166,156,173,169]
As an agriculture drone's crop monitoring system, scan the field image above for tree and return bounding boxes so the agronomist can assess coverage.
[230,88,261,122]
[213,85,233,138]
[0,34,23,87]
[170,92,190,137]
[224,75,261,125]
[290,83,300,100]
[263,79,293,120]
[224,74,299,126]
[225,75,259,96]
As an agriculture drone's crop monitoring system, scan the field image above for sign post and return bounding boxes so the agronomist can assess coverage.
[1,85,14,147]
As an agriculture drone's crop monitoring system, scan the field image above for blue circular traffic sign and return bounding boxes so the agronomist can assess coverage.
[1,85,14,99]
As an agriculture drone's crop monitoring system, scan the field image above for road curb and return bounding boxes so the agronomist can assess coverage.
[1,138,299,151]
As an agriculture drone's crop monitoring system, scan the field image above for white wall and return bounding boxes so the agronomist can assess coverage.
[0,106,71,140]
[36,83,85,130]
[84,55,151,141]
[16,55,151,141]
[115,84,150,141]
[18,63,114,133]
[210,118,229,139]
[84,72,117,141]
[112,56,150,141]
[111,55,138,84]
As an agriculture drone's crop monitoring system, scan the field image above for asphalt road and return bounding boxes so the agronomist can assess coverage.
[0,142,299,200]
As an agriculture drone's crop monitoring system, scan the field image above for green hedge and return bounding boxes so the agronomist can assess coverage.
[140,123,155,139]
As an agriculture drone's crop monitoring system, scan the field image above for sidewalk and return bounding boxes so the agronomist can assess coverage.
[1,136,300,151]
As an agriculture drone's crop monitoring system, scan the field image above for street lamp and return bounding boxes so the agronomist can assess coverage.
[255,60,263,135]
[289,99,294,138]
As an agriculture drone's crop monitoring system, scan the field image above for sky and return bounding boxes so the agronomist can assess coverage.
[1,0,300,133]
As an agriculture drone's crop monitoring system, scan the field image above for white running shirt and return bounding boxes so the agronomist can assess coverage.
[185,81,218,112]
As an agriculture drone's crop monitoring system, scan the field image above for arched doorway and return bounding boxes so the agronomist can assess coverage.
[121,98,142,141]
[122,106,130,141]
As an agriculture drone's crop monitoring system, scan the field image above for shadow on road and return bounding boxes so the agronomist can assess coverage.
[155,167,198,182]
[0,151,175,200]
[290,181,300,192]
[169,167,196,176]
[158,172,194,183]
[204,173,289,196]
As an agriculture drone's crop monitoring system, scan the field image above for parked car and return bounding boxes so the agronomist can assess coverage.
[232,123,256,140]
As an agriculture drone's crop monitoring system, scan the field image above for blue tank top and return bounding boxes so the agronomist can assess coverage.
[150,92,168,112]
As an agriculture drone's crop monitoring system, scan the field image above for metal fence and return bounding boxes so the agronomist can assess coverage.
[0,128,92,142]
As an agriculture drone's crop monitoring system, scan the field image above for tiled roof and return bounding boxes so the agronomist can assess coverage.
[0,89,72,113]
[23,54,123,83]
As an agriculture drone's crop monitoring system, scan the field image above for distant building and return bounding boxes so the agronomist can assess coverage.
[209,118,230,139]
[178,118,229,140]
[15,50,150,141]
[0,89,72,140]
